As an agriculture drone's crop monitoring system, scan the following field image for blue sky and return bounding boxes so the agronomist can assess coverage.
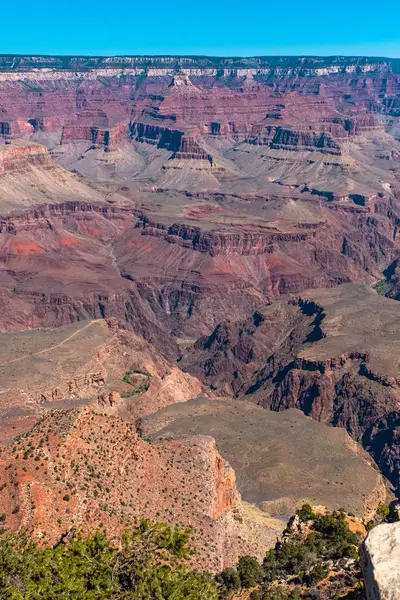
[2,0,399,57]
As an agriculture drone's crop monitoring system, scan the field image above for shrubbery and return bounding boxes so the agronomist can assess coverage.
[216,505,362,599]
[216,567,241,592]
[297,503,315,523]
[0,521,218,600]
[237,555,264,587]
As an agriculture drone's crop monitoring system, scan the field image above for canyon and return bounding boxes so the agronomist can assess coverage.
[0,54,399,581]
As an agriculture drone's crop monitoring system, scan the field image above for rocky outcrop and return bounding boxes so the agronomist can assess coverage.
[0,141,104,213]
[61,120,128,149]
[0,317,203,443]
[130,122,183,150]
[139,218,316,256]
[363,412,400,493]
[0,318,200,407]
[173,135,213,163]
[0,141,53,174]
[0,200,132,234]
[0,407,284,571]
[247,126,341,155]
[142,396,387,520]
[361,522,400,600]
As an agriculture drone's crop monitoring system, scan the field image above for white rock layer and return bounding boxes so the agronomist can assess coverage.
[361,521,400,600]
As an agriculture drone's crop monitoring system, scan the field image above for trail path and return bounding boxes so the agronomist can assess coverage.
[0,320,97,368]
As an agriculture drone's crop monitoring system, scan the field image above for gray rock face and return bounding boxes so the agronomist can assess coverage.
[361,522,400,600]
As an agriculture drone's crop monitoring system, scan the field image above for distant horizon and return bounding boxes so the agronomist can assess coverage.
[1,52,399,60]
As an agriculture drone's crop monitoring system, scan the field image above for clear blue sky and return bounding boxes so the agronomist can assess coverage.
[2,0,399,57]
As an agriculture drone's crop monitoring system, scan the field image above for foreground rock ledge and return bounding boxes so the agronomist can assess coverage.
[361,521,400,600]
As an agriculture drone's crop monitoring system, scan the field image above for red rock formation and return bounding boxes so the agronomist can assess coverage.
[0,141,53,174]
[247,126,341,155]
[61,117,129,149]
[0,407,282,571]
[0,186,399,352]
[0,56,397,153]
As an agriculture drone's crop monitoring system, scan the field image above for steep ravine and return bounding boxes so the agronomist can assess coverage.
[180,285,400,495]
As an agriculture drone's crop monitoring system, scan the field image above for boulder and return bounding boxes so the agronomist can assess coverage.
[361,521,400,600]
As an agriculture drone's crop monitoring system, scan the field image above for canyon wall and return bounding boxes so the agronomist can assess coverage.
[180,284,400,494]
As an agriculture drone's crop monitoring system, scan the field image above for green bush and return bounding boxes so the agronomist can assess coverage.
[263,540,313,582]
[259,508,360,590]
[304,562,329,585]
[365,520,374,531]
[297,503,316,522]
[216,567,241,592]
[313,511,359,559]
[376,503,390,519]
[237,555,264,588]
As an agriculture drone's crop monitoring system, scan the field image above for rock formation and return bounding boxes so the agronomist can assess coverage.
[0,318,202,441]
[0,55,398,351]
[181,284,400,494]
[0,406,284,571]
[361,521,400,599]
[140,396,387,521]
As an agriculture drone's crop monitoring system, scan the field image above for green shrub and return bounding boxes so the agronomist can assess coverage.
[261,508,360,590]
[304,562,329,585]
[263,540,313,582]
[376,503,390,519]
[237,555,264,588]
[216,567,241,591]
[313,511,359,558]
[297,503,316,522]
[365,520,374,531]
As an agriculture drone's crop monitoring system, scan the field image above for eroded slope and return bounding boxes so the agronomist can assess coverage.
[0,406,284,571]
[0,318,202,441]
[181,284,400,493]
[140,396,386,520]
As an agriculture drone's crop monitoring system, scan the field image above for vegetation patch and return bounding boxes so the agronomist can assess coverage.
[372,279,392,296]
[216,505,364,599]
[0,521,218,599]
[121,370,150,398]
[0,506,370,599]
